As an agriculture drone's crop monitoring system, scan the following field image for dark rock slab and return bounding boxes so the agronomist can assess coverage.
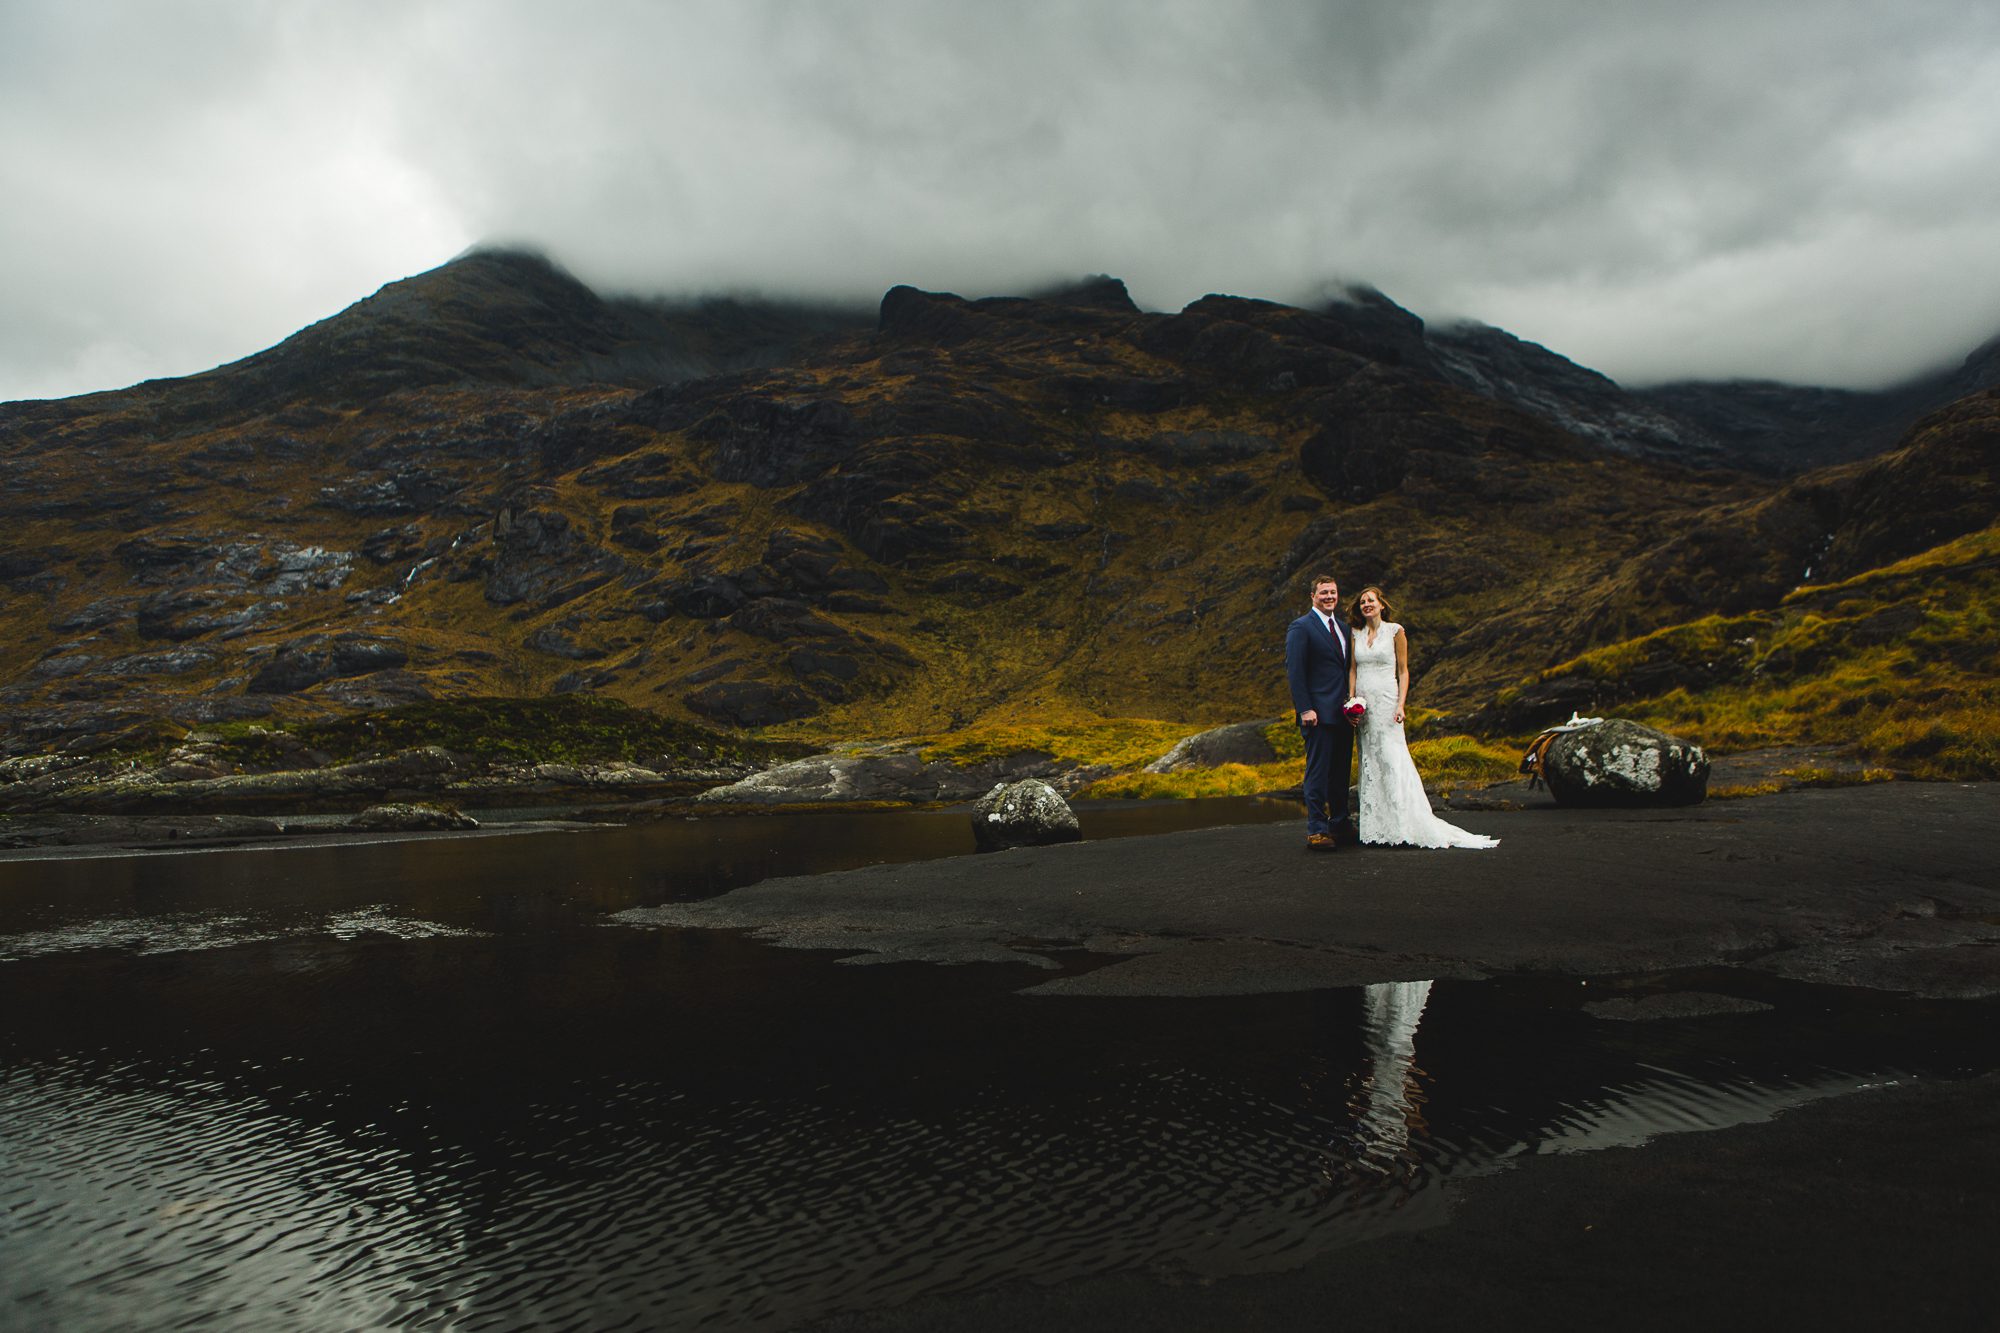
[245,635,409,694]
[485,500,617,606]
[682,679,820,727]
[0,813,285,849]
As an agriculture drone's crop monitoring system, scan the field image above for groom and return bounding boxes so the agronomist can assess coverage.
[1284,572,1355,850]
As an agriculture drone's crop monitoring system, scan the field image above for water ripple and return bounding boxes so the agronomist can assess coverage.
[3,925,1990,1328]
[0,907,485,961]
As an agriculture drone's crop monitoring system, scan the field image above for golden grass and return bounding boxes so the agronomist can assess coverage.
[1777,765,1897,788]
[1079,761,1296,800]
[914,714,1196,770]
[1076,730,1521,800]
[1708,781,1786,800]
[1408,734,1520,783]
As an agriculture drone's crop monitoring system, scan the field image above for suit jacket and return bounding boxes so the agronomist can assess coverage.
[1285,611,1351,719]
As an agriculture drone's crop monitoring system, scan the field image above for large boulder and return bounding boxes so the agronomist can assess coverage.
[1146,720,1281,773]
[971,779,1082,852]
[1542,719,1709,807]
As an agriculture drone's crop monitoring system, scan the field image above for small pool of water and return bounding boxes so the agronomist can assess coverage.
[0,801,1993,1329]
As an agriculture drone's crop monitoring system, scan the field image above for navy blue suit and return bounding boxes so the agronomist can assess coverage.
[1285,610,1354,837]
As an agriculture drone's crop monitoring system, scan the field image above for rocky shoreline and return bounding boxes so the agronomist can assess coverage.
[0,732,1122,849]
[0,732,1902,854]
[0,744,750,816]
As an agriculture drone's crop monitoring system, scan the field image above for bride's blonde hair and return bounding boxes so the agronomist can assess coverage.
[1346,585,1396,626]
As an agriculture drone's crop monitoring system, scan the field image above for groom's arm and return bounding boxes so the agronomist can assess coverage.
[1284,618,1317,725]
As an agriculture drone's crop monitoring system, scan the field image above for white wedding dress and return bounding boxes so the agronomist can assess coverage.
[1352,623,1499,849]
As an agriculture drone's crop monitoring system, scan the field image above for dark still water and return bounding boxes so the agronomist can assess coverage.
[2,802,1995,1330]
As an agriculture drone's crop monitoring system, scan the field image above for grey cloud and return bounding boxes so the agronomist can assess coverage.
[4,0,1998,402]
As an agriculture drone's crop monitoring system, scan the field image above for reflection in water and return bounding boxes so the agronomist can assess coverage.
[0,812,1995,1330]
[1351,979,1435,1174]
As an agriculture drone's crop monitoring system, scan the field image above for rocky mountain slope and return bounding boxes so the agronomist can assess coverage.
[1426,315,2000,475]
[1,250,1994,777]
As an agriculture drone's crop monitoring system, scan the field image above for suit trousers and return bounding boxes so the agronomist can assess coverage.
[1300,717,1354,834]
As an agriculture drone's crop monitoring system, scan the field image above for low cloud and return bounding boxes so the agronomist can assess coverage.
[4,0,1998,401]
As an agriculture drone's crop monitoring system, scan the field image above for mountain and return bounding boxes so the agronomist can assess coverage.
[1,249,1994,776]
[1632,333,2000,473]
[1342,293,2000,476]
[0,249,873,438]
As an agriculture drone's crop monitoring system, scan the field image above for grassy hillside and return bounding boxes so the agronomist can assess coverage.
[2,254,1994,784]
[1509,522,2000,779]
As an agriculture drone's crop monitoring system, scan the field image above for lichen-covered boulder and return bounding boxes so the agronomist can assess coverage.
[970,779,1082,852]
[1543,719,1709,807]
[347,802,479,832]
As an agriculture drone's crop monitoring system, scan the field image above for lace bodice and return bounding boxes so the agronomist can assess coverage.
[1353,621,1400,683]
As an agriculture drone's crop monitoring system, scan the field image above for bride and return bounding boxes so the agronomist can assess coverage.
[1347,587,1499,850]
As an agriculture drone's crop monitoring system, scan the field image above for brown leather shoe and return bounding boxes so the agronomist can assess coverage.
[1306,832,1336,851]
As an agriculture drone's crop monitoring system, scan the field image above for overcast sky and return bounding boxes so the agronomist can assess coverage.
[5,0,1999,404]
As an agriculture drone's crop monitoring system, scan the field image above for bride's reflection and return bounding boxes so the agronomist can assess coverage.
[1349,979,1434,1175]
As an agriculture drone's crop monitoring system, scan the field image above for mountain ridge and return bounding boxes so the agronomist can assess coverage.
[1,249,1994,778]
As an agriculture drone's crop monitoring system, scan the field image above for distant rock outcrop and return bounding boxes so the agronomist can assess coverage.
[1146,720,1281,772]
[347,802,479,832]
[696,749,1108,806]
